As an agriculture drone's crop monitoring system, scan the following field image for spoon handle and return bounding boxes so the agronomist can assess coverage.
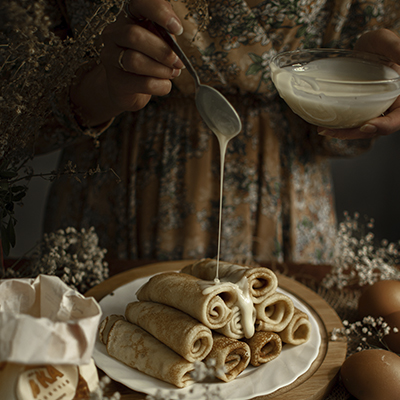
[152,22,201,88]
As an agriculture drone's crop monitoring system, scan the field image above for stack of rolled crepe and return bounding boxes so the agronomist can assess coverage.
[99,259,312,388]
[181,259,312,360]
[100,300,251,387]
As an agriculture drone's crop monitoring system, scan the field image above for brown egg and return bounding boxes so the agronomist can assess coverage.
[383,310,400,354]
[358,280,400,318]
[341,349,400,400]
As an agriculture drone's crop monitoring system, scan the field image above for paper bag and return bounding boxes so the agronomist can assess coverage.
[0,274,102,365]
[0,275,102,400]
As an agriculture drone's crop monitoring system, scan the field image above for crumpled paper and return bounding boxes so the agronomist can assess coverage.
[0,274,102,365]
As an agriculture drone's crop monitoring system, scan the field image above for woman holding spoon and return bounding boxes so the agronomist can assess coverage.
[23,0,400,264]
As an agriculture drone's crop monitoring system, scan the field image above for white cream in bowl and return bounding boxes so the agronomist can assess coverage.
[270,50,400,129]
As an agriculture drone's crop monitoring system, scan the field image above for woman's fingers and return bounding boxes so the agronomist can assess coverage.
[318,98,400,140]
[93,0,186,115]
[126,0,183,35]
[98,12,184,106]
[113,23,184,69]
[318,127,378,140]
[365,99,400,136]
[70,0,184,125]
[103,57,173,112]
[119,48,181,79]
[318,97,400,139]
[106,66,172,108]
[318,121,393,141]
[101,18,177,68]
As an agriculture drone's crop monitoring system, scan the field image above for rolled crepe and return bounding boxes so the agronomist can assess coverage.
[181,258,278,304]
[244,331,282,367]
[255,292,294,332]
[204,333,250,383]
[106,319,195,388]
[98,314,125,345]
[279,308,312,345]
[136,272,237,329]
[215,306,244,340]
[125,301,213,362]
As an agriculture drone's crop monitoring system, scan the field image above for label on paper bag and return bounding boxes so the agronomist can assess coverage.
[16,365,79,400]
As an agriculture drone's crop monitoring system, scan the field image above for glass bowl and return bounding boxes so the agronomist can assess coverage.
[270,49,400,129]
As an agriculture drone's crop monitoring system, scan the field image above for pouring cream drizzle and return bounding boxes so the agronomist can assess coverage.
[196,117,258,337]
[214,130,231,283]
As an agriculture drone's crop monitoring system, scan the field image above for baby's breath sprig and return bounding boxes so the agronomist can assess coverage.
[144,360,224,400]
[90,376,121,400]
[1,226,109,294]
[323,212,400,289]
[188,360,224,400]
[31,226,109,293]
[190,359,225,383]
[331,316,399,354]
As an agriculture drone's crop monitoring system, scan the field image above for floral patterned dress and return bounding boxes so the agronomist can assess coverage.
[41,0,400,264]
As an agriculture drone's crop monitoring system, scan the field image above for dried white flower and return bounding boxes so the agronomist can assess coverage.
[144,360,225,400]
[323,212,400,289]
[90,376,120,400]
[26,226,109,293]
[331,315,396,353]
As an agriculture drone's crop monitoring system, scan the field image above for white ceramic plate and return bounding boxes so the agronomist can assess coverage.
[93,275,321,400]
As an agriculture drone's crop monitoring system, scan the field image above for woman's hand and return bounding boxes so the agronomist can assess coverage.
[70,0,185,127]
[318,29,400,140]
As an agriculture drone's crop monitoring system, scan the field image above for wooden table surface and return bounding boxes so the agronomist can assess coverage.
[85,259,347,400]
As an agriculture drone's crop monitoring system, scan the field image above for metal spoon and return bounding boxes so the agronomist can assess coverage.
[153,23,242,139]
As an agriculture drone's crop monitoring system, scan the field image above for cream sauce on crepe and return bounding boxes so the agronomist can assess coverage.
[200,266,256,338]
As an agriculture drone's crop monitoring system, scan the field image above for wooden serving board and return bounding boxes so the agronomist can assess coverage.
[85,260,347,400]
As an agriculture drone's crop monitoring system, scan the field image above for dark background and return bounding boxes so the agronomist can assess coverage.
[331,132,400,244]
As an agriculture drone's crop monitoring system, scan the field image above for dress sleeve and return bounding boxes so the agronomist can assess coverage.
[34,85,114,155]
